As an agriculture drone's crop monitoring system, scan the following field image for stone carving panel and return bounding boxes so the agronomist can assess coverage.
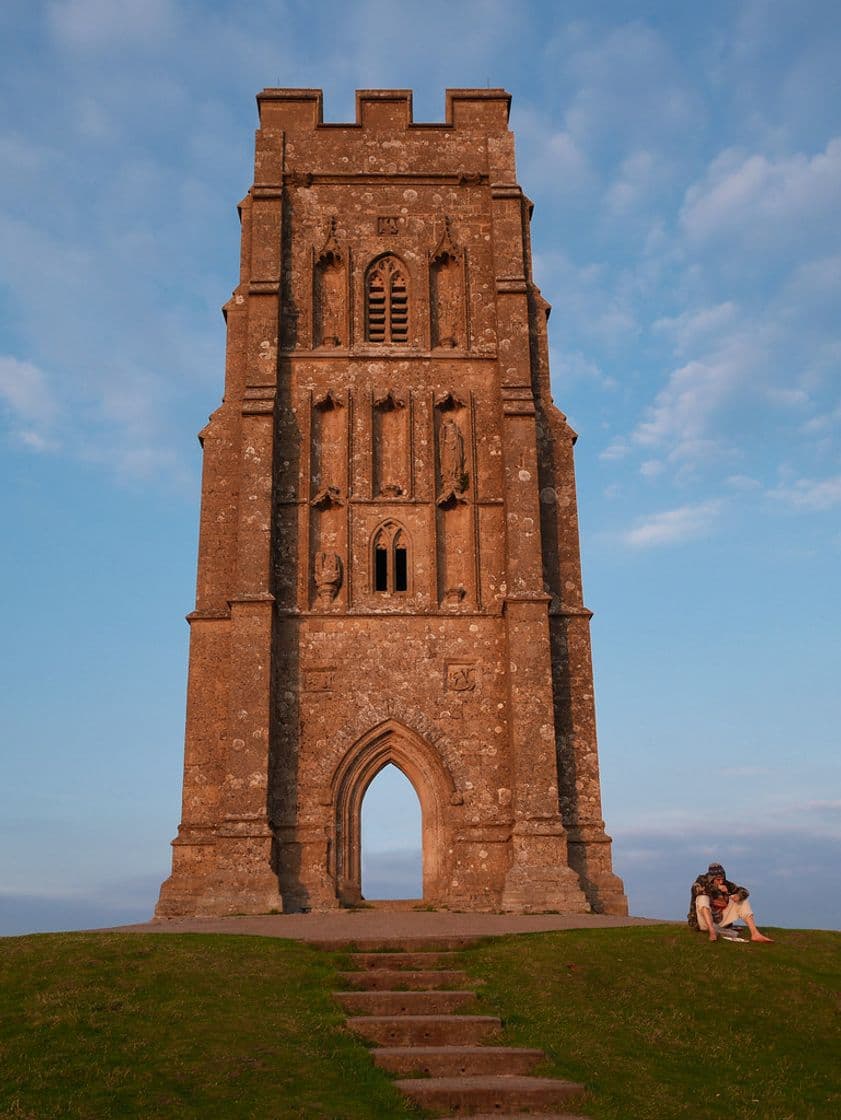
[313,218,345,348]
[430,218,464,349]
[445,661,480,693]
[437,416,468,506]
[373,389,409,498]
[314,551,342,605]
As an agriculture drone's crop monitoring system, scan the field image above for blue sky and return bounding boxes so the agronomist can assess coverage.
[1,0,840,935]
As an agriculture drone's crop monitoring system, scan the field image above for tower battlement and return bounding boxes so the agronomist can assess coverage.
[256,87,511,131]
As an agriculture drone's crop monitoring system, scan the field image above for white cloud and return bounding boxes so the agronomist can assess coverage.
[621,499,723,548]
[515,108,595,199]
[554,349,615,390]
[653,302,739,354]
[47,0,176,49]
[0,355,59,450]
[560,22,702,151]
[680,138,841,250]
[765,387,810,407]
[639,459,663,478]
[718,766,773,778]
[540,251,639,349]
[801,800,841,813]
[604,149,670,217]
[801,401,841,434]
[0,356,58,422]
[767,475,841,511]
[632,335,761,457]
[726,474,762,491]
[600,437,630,461]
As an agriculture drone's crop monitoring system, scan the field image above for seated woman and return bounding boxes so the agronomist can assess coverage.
[688,862,774,943]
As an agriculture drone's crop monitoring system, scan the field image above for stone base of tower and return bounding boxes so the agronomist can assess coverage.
[155,827,284,918]
[276,831,341,913]
[500,821,591,913]
[568,826,629,916]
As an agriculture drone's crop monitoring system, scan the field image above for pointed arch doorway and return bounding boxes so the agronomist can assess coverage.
[362,764,422,900]
[331,719,455,906]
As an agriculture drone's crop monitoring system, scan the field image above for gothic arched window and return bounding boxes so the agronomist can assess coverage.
[372,521,410,593]
[366,256,409,344]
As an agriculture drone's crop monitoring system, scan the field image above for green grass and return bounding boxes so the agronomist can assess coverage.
[461,925,841,1120]
[0,933,419,1120]
[2,926,838,1120]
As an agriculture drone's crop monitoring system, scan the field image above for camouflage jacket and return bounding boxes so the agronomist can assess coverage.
[687,873,749,930]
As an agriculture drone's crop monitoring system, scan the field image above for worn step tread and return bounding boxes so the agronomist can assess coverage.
[349,951,461,970]
[335,989,477,1014]
[395,1074,586,1110]
[373,1044,545,1076]
[437,1114,589,1120]
[346,1013,501,1046]
[337,969,470,989]
[315,937,481,951]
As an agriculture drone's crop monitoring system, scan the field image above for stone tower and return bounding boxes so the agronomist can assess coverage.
[156,88,627,917]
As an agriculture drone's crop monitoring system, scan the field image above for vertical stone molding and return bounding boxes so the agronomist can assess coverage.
[156,87,627,919]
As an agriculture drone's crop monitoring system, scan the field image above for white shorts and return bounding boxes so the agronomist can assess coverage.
[695,894,754,926]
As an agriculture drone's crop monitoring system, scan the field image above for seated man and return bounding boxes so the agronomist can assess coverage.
[688,862,774,943]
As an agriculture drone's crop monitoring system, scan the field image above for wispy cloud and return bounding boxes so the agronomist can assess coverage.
[767,474,841,511]
[632,337,761,459]
[681,138,841,252]
[558,21,702,154]
[620,499,723,548]
[653,302,739,354]
[47,0,177,50]
[0,355,60,450]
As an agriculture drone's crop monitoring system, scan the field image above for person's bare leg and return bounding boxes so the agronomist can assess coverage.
[699,906,718,941]
[743,913,773,942]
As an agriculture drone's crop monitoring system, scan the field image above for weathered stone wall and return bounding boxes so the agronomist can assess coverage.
[156,87,628,918]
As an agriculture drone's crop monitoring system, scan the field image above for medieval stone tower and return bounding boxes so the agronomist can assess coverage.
[156,88,627,917]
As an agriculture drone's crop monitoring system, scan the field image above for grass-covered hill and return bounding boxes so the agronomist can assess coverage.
[1,926,838,1119]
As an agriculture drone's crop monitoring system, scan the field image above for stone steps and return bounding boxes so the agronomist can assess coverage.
[349,950,461,969]
[317,936,481,951]
[395,1074,586,1114]
[335,988,477,1015]
[438,1114,588,1120]
[373,1044,545,1077]
[347,1013,502,1047]
[332,938,590,1118]
[337,968,469,989]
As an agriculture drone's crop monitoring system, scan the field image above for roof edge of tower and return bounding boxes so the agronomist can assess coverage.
[255,87,512,131]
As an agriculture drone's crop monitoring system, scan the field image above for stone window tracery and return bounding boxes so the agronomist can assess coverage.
[372,520,410,593]
[366,255,409,344]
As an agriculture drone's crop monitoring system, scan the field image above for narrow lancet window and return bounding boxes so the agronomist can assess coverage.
[372,521,410,594]
[366,256,409,344]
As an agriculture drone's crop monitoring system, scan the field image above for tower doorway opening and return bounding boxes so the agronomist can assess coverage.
[361,763,422,900]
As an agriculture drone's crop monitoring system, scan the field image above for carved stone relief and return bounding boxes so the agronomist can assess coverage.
[443,585,467,608]
[302,665,336,692]
[311,485,343,510]
[314,552,343,605]
[373,389,405,411]
[314,218,345,348]
[313,388,344,411]
[430,218,463,349]
[437,417,468,505]
[445,661,479,692]
[373,389,408,498]
[435,390,466,412]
